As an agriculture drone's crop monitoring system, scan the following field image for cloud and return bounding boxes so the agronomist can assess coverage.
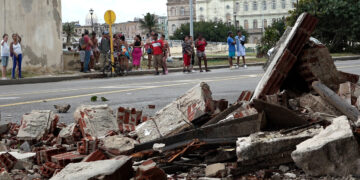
[62,0,167,25]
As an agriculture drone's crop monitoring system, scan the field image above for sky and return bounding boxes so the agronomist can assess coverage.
[62,0,168,25]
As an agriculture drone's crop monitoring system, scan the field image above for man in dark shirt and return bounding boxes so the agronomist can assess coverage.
[99,31,110,68]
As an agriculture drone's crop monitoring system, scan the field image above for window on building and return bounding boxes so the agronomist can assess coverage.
[172,24,176,32]
[244,2,249,11]
[200,15,205,21]
[291,0,297,8]
[226,5,231,9]
[244,20,249,29]
[281,0,286,9]
[171,7,176,16]
[180,7,185,16]
[263,19,268,28]
[272,0,276,9]
[262,1,267,10]
[200,7,204,11]
[235,2,240,11]
[253,19,258,29]
[253,1,258,10]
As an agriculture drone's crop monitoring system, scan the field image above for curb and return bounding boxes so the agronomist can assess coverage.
[333,56,360,61]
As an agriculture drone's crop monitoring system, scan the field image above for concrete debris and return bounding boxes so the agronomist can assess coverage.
[135,159,167,180]
[291,116,360,177]
[102,135,139,154]
[298,94,341,116]
[58,123,77,144]
[51,156,133,180]
[223,102,257,121]
[0,171,12,180]
[284,172,297,179]
[153,143,165,152]
[136,82,214,143]
[17,110,59,141]
[54,104,71,113]
[279,165,289,173]
[74,105,119,139]
[116,107,147,133]
[205,163,226,177]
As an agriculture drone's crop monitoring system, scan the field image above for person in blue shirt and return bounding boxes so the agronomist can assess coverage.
[235,30,247,68]
[227,31,236,69]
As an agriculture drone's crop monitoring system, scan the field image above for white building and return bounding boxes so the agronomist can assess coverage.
[167,0,196,36]
[196,0,297,43]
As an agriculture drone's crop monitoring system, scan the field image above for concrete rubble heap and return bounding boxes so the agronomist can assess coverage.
[0,13,360,179]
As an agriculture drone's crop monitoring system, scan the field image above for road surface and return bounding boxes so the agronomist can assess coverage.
[0,60,359,124]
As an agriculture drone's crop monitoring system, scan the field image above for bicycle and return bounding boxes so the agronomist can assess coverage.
[102,51,122,77]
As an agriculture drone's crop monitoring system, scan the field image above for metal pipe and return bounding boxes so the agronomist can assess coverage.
[189,0,194,37]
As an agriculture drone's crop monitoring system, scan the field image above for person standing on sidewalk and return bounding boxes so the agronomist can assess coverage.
[99,31,110,69]
[235,30,247,69]
[151,33,165,75]
[78,34,85,72]
[195,34,209,72]
[161,34,170,74]
[1,34,10,80]
[91,32,100,70]
[182,35,192,73]
[83,30,93,73]
[130,35,143,71]
[145,34,153,69]
[189,36,196,72]
[227,31,236,69]
[10,34,22,79]
[119,35,130,76]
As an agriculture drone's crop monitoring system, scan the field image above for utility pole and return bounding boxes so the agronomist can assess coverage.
[189,0,194,37]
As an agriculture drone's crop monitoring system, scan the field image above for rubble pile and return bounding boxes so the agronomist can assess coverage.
[0,13,360,179]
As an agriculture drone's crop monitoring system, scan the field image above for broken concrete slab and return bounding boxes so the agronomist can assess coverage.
[74,105,119,140]
[205,163,226,177]
[50,156,133,180]
[291,116,360,176]
[58,123,77,144]
[252,13,318,100]
[338,82,352,105]
[54,104,71,113]
[17,110,59,141]
[136,82,213,143]
[102,135,139,154]
[236,127,321,167]
[222,102,258,122]
[298,94,341,116]
[312,81,360,125]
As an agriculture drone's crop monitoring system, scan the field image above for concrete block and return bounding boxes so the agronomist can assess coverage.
[103,135,139,154]
[236,128,321,166]
[58,123,76,144]
[136,82,213,143]
[74,105,119,140]
[17,110,59,141]
[298,94,341,116]
[291,116,360,176]
[50,156,133,180]
[338,82,352,105]
[205,163,226,177]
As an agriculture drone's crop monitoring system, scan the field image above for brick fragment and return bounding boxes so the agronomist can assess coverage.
[136,159,167,180]
[36,147,67,165]
[77,139,99,155]
[0,153,17,171]
[51,151,86,167]
[40,162,62,178]
[82,149,107,162]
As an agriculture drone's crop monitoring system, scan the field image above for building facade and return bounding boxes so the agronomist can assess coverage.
[167,0,196,36]
[196,0,296,43]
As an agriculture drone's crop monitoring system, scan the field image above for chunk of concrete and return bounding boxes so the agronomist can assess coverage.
[298,94,341,116]
[74,105,119,140]
[0,171,12,180]
[58,123,77,144]
[223,102,257,121]
[338,82,352,105]
[50,156,133,180]
[236,128,321,167]
[205,163,226,177]
[103,135,139,153]
[136,82,213,143]
[291,116,360,176]
[17,110,59,141]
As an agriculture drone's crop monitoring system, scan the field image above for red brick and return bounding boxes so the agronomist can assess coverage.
[136,159,167,180]
[51,151,86,167]
[40,162,62,178]
[117,107,144,133]
[77,139,99,155]
[82,149,107,162]
[238,91,254,102]
[36,147,67,165]
[0,153,17,171]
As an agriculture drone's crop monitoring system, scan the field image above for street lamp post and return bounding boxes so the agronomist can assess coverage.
[89,9,94,33]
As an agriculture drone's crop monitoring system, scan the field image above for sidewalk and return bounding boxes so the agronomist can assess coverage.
[0,56,359,86]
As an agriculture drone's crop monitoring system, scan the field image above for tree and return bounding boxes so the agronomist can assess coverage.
[256,18,286,57]
[287,0,360,52]
[63,22,76,45]
[170,21,248,42]
[139,13,159,35]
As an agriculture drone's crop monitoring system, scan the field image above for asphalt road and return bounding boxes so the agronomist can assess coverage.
[0,60,359,124]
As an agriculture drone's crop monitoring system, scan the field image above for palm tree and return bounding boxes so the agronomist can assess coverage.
[139,13,159,35]
[63,22,76,44]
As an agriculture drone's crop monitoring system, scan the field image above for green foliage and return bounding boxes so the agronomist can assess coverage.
[170,21,248,42]
[63,22,76,44]
[139,13,160,35]
[101,97,109,102]
[91,96,98,102]
[256,18,286,57]
[287,0,360,52]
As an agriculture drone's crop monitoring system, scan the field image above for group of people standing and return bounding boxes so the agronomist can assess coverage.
[182,34,210,73]
[227,30,247,69]
[144,33,171,75]
[1,33,23,80]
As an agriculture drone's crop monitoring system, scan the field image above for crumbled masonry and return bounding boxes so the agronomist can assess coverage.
[0,13,360,179]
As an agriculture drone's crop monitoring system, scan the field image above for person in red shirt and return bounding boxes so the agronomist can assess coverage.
[151,33,165,75]
[195,34,209,72]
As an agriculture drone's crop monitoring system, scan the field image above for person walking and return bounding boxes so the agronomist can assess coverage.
[145,34,153,69]
[119,35,130,75]
[227,31,236,69]
[1,34,10,80]
[160,35,170,74]
[10,34,22,79]
[182,35,192,73]
[83,30,93,73]
[99,31,110,69]
[151,33,165,75]
[78,34,85,72]
[130,35,143,71]
[235,30,247,68]
[195,34,209,72]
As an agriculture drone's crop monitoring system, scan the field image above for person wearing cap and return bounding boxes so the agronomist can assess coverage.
[99,31,110,68]
[227,31,236,69]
